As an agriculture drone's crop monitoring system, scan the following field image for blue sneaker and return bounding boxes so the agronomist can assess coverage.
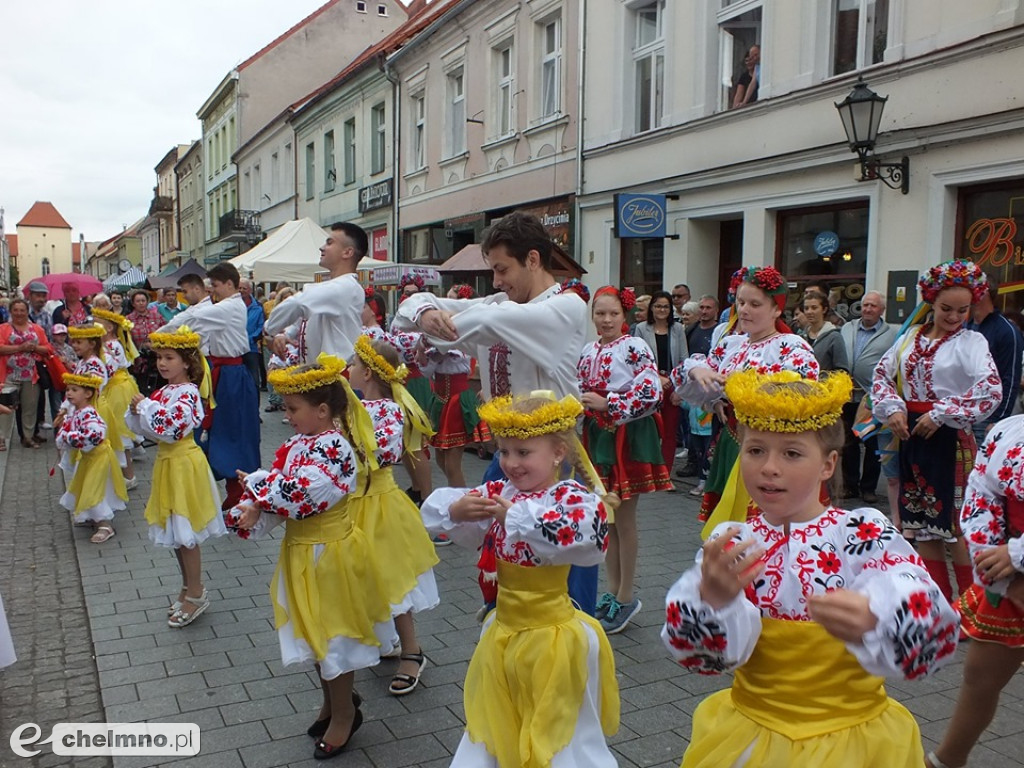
[595,592,615,620]
[600,597,642,635]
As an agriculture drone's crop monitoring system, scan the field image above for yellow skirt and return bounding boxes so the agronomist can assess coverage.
[64,440,128,518]
[465,562,619,768]
[348,468,439,612]
[144,438,221,538]
[271,503,395,658]
[682,618,923,767]
[102,369,139,449]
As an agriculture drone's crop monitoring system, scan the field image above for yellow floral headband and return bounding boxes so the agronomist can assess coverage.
[268,352,348,394]
[63,373,103,391]
[91,308,131,331]
[478,392,583,440]
[68,323,105,339]
[354,334,408,384]
[725,369,852,433]
[149,326,201,350]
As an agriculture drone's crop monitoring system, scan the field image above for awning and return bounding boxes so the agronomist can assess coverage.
[370,264,441,286]
[148,258,207,290]
[103,267,147,289]
[437,244,487,272]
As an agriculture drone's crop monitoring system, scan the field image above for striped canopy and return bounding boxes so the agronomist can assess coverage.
[103,266,147,290]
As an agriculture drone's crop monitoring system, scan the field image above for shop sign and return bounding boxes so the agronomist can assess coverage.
[965,218,1023,268]
[358,178,393,212]
[371,265,440,286]
[814,231,840,257]
[371,228,389,261]
[614,193,667,239]
[516,198,573,249]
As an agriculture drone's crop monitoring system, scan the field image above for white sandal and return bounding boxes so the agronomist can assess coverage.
[168,587,188,616]
[927,751,960,768]
[168,590,210,628]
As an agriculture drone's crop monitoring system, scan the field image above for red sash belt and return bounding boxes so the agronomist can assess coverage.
[201,356,243,430]
[434,372,469,402]
[406,362,423,379]
[207,356,243,367]
[906,401,935,414]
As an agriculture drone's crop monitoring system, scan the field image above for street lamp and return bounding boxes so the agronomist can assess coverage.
[834,77,910,194]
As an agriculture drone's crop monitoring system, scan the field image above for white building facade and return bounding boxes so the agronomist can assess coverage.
[579,0,1024,322]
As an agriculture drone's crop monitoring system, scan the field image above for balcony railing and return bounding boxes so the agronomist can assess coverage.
[149,195,173,216]
[217,209,262,243]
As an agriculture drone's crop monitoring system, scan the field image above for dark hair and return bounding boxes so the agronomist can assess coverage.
[480,211,553,270]
[130,289,149,304]
[804,281,830,295]
[801,291,829,312]
[71,330,103,358]
[8,297,29,314]
[109,290,123,299]
[154,346,205,386]
[329,221,368,260]
[364,291,387,327]
[986,278,999,302]
[645,290,675,326]
[289,366,350,421]
[207,262,240,288]
[178,273,204,290]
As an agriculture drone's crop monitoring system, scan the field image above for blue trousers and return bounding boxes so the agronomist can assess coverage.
[482,455,599,616]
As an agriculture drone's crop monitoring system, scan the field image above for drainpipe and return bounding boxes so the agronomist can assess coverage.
[575,0,587,276]
[382,53,401,262]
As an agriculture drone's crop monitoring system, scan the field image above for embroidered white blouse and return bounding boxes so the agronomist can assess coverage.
[578,335,662,426]
[363,398,404,467]
[126,383,203,443]
[103,340,130,376]
[264,274,364,363]
[56,406,106,451]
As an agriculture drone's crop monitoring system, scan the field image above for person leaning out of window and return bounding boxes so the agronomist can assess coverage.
[633,290,689,475]
[802,291,849,374]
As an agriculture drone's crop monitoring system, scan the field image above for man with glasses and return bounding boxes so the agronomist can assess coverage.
[266,221,366,363]
[671,283,691,320]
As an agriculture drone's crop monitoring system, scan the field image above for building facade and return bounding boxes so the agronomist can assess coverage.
[579,0,1024,322]
[152,144,190,272]
[388,0,580,278]
[14,202,74,280]
[174,140,205,266]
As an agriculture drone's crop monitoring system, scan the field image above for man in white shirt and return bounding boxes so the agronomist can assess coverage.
[163,264,261,508]
[393,212,598,613]
[265,221,366,363]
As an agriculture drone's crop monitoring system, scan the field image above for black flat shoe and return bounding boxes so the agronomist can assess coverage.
[313,708,363,760]
[306,691,362,738]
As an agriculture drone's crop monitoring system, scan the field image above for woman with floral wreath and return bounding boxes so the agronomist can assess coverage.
[670,266,819,536]
[871,259,1000,603]
[580,285,672,634]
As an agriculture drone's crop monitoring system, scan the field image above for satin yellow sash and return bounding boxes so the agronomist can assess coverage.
[732,618,889,740]
[701,458,753,539]
[282,504,354,545]
[68,439,127,509]
[353,467,400,498]
[391,378,435,455]
[464,561,619,768]
[108,368,133,387]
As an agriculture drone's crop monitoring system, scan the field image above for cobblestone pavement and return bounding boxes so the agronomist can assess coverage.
[2,412,1024,767]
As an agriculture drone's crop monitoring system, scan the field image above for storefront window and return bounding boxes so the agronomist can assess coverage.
[956,179,1024,316]
[776,201,869,323]
[621,238,664,296]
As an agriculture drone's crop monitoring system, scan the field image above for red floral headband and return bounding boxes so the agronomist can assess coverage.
[727,265,786,303]
[559,278,590,304]
[452,283,474,300]
[918,259,988,304]
[594,285,636,312]
[400,275,425,290]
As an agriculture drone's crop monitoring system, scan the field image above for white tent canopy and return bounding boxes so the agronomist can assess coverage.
[103,266,147,289]
[230,218,328,283]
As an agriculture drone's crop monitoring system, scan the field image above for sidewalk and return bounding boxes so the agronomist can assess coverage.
[1,415,1023,767]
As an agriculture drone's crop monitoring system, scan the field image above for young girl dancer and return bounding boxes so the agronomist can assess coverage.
[579,285,671,635]
[56,373,127,543]
[127,327,226,628]
[926,413,1024,768]
[226,353,396,760]
[872,259,1000,602]
[663,369,959,767]
[421,392,619,767]
[92,308,141,487]
[671,266,818,535]
[348,334,440,695]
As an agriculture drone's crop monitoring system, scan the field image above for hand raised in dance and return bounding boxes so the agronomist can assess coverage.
[808,589,878,643]
[974,544,1015,584]
[235,469,249,483]
[887,411,910,441]
[581,392,609,412]
[129,393,146,414]
[418,309,459,342]
[910,411,940,440]
[699,527,764,610]
[450,490,499,522]
[232,503,260,531]
[689,366,727,393]
[271,333,290,358]
[488,495,512,527]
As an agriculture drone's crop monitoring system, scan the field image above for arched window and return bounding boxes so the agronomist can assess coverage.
[41,257,51,276]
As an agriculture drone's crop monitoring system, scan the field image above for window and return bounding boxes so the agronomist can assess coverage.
[324,130,336,192]
[344,119,356,184]
[447,70,466,157]
[955,179,1024,316]
[495,44,514,136]
[718,2,762,111]
[356,0,366,10]
[305,142,315,200]
[253,164,261,206]
[371,102,386,174]
[540,18,561,117]
[832,0,889,75]
[633,1,665,132]
[411,93,426,170]
[41,257,50,276]
[207,139,213,179]
[271,151,280,199]
[377,3,387,15]
[620,239,663,296]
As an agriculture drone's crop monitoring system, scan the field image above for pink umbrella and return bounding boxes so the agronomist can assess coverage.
[23,273,104,300]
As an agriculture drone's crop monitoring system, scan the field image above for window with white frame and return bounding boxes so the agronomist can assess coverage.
[633,0,665,132]
[324,130,336,192]
[447,69,466,157]
[718,1,762,111]
[344,118,356,184]
[270,151,279,200]
[305,142,315,200]
[539,17,561,118]
[410,93,426,170]
[495,43,515,136]
[832,0,888,75]
[371,102,386,174]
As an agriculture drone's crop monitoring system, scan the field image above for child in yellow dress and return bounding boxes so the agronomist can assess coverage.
[127,327,226,628]
[226,354,396,761]
[421,392,619,767]
[55,373,127,543]
[92,307,141,488]
[662,369,960,767]
[348,334,439,695]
